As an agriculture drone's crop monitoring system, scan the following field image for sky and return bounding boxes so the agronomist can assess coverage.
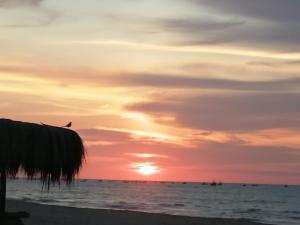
[1,0,300,185]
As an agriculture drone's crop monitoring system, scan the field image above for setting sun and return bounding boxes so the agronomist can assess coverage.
[131,162,159,176]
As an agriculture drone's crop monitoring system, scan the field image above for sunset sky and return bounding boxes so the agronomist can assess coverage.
[1,0,300,184]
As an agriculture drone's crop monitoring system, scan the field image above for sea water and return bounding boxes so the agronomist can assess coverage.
[6,179,300,225]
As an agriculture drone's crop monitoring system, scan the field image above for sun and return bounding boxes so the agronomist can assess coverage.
[137,165,157,175]
[132,162,159,176]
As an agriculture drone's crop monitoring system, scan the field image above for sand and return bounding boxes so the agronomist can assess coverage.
[3,200,269,225]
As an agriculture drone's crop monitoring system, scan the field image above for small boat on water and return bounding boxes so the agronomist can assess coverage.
[210,181,217,186]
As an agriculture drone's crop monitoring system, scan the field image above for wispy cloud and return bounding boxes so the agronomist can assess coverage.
[185,0,300,51]
[248,60,300,68]
[0,0,42,8]
[70,40,300,59]
[127,93,300,132]
[0,0,59,27]
[125,153,169,158]
[108,74,300,92]
[191,0,300,22]
[79,127,180,147]
[157,17,244,32]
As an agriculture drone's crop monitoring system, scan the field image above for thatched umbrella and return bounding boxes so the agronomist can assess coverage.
[0,118,85,216]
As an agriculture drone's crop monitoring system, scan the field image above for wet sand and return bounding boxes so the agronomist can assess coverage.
[5,200,269,225]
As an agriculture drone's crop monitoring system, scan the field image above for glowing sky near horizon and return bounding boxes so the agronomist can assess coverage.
[1,0,300,184]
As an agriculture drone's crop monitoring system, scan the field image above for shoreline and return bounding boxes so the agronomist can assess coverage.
[10,177,300,187]
[5,200,270,225]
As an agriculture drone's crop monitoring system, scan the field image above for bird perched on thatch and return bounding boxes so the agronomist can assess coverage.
[62,122,72,128]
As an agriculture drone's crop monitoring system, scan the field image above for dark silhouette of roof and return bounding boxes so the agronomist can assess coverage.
[0,118,85,186]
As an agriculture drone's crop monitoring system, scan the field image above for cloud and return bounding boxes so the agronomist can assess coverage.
[78,128,133,145]
[125,153,169,158]
[236,129,300,149]
[119,2,300,52]
[153,16,244,45]
[157,17,244,32]
[6,64,300,92]
[248,60,300,68]
[127,93,300,132]
[169,20,300,52]
[187,141,300,165]
[191,0,300,23]
[114,74,300,92]
[78,128,178,148]
[0,0,59,27]
[0,0,42,8]
[175,0,300,52]
[78,128,300,170]
[0,94,59,117]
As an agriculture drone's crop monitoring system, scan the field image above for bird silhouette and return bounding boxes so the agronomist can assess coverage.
[62,122,72,128]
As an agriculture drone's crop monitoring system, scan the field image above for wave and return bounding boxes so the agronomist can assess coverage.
[104,201,146,210]
[158,203,185,207]
[242,199,283,204]
[235,208,262,214]
[283,210,300,214]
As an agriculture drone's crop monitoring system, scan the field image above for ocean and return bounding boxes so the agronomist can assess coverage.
[6,179,300,225]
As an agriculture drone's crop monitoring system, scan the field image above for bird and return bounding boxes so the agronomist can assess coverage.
[62,122,72,128]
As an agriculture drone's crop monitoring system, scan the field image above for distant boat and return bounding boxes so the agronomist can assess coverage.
[242,184,247,187]
[182,182,187,184]
[210,181,217,186]
[284,185,288,188]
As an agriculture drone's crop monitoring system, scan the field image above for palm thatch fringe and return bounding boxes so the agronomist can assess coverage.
[0,119,85,186]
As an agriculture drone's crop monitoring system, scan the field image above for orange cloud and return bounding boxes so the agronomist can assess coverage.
[125,153,169,158]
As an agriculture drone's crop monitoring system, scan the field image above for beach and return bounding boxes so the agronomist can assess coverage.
[4,200,268,225]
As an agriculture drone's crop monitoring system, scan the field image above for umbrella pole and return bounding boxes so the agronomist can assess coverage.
[0,169,6,213]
